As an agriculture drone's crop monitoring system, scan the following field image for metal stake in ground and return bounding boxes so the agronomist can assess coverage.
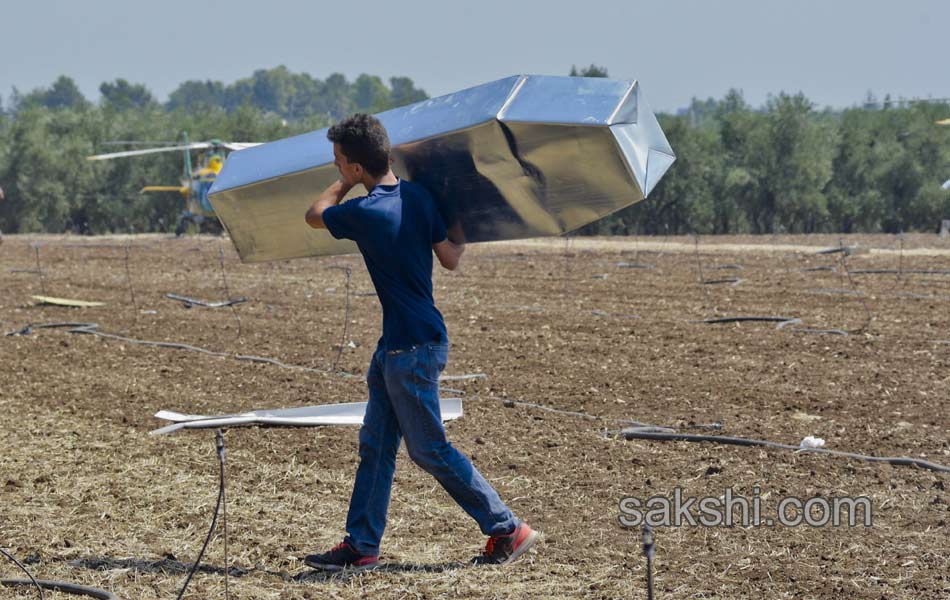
[124,240,139,321]
[643,523,656,600]
[33,244,47,297]
[837,248,873,333]
[898,232,905,282]
[218,244,243,338]
[329,265,352,372]
[562,234,572,295]
[692,234,713,315]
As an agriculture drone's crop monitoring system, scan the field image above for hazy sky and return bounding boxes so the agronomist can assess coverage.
[3,0,948,112]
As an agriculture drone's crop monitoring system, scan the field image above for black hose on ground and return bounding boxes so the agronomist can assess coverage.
[0,547,44,600]
[621,429,950,474]
[697,316,797,324]
[0,579,118,600]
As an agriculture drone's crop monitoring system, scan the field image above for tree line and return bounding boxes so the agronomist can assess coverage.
[1,66,948,235]
[0,67,426,233]
[584,90,950,236]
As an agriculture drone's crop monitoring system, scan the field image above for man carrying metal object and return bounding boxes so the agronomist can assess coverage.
[304,113,538,570]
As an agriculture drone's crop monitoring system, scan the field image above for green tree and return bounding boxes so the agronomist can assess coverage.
[321,73,354,120]
[166,80,226,112]
[569,64,609,77]
[389,76,428,107]
[0,106,98,231]
[766,94,836,232]
[17,75,89,111]
[353,74,391,113]
[634,115,724,234]
[100,79,156,111]
[826,109,884,231]
[6,70,947,235]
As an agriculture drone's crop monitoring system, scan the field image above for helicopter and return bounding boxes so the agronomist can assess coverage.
[88,134,260,235]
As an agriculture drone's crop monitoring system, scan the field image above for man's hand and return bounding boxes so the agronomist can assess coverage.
[305,179,355,229]
[433,238,465,271]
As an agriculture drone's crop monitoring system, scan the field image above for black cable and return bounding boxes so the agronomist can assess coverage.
[698,316,796,324]
[0,547,44,600]
[621,429,950,474]
[219,431,229,600]
[0,579,117,600]
[6,321,357,378]
[175,429,228,600]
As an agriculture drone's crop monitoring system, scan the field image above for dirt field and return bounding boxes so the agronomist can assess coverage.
[1,233,949,599]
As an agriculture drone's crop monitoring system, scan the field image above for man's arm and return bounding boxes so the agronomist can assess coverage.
[305,180,355,229]
[433,238,465,271]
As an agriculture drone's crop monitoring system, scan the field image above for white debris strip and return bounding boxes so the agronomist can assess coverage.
[151,399,463,435]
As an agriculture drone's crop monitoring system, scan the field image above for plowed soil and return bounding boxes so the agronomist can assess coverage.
[1,233,948,599]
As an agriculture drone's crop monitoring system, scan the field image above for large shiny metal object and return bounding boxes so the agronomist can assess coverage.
[209,74,675,263]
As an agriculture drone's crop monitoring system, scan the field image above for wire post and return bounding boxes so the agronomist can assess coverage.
[330,265,352,372]
[692,233,705,283]
[33,244,47,297]
[642,524,655,600]
[124,240,139,321]
[692,233,713,314]
[218,244,242,339]
[838,250,873,334]
[561,235,572,295]
[897,232,905,282]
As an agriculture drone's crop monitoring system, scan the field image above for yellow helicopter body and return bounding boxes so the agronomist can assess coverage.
[88,136,258,235]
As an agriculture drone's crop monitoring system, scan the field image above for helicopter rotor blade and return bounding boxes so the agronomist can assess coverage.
[101,140,181,146]
[221,142,263,151]
[87,142,213,161]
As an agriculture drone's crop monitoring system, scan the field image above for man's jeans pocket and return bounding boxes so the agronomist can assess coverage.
[422,344,448,383]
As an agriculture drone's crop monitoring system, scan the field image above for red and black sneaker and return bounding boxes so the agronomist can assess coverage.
[304,541,379,572]
[471,522,539,566]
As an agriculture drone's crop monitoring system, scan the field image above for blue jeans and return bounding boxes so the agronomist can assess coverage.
[343,342,517,555]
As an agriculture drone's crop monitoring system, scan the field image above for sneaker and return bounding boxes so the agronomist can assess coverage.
[472,522,539,565]
[304,541,379,572]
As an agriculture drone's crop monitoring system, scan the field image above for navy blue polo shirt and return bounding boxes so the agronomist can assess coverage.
[323,179,448,350]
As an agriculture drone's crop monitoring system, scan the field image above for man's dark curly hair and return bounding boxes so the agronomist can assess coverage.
[327,113,391,178]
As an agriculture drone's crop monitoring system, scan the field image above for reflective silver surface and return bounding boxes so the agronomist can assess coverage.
[150,398,462,435]
[209,75,675,263]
